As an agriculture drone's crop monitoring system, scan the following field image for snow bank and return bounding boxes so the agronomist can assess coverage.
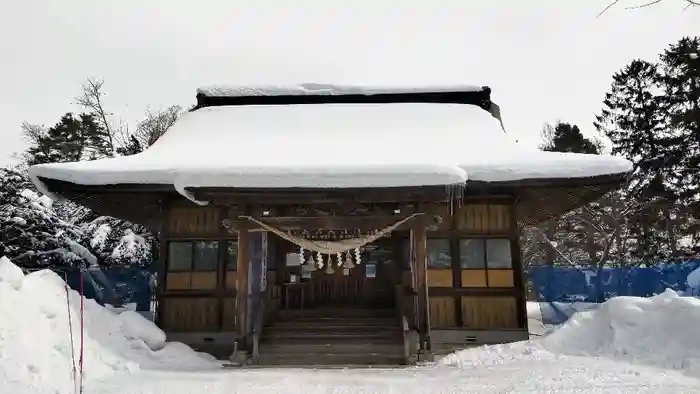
[527,300,598,325]
[446,290,700,378]
[538,289,700,376]
[0,258,219,394]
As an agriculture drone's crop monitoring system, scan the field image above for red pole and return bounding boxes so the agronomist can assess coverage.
[79,268,85,394]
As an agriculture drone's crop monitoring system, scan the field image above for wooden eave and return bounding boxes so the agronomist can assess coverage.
[39,171,630,229]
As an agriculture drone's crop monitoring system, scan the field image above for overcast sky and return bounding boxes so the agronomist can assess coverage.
[1,0,698,166]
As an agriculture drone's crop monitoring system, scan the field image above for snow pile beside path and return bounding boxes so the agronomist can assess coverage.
[538,289,700,376]
[0,257,219,394]
[444,291,700,378]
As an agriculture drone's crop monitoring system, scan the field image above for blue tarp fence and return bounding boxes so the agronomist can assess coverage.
[61,266,157,311]
[529,259,700,302]
[57,259,700,310]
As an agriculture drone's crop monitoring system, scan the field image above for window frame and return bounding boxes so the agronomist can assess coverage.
[167,240,221,272]
[192,240,220,272]
[167,241,195,272]
[458,238,513,270]
[225,238,238,271]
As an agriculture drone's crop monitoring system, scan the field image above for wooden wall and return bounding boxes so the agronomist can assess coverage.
[425,201,525,331]
[159,204,233,333]
[159,199,525,334]
[166,206,221,237]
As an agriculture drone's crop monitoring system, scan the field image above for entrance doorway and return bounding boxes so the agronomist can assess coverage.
[274,238,399,310]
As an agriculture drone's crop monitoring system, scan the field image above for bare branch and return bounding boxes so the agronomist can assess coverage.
[599,0,698,16]
[74,77,116,155]
[133,105,183,148]
[598,0,621,16]
[533,227,581,269]
[625,0,663,10]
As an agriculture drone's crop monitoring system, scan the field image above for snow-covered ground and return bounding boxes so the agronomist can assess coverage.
[3,256,700,394]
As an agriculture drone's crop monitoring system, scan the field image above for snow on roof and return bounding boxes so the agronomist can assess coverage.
[28,102,632,202]
[196,83,485,98]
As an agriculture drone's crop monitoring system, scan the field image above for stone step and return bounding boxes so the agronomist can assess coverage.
[257,352,406,366]
[259,342,403,355]
[262,329,401,340]
[272,317,398,327]
[276,308,396,319]
[260,334,401,345]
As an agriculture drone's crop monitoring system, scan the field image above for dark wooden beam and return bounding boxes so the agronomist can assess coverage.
[191,185,456,205]
[236,218,251,342]
[411,215,429,354]
[221,213,442,233]
[427,287,521,297]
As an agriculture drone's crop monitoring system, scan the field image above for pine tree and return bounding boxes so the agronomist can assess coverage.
[660,37,700,209]
[24,112,114,165]
[540,122,603,154]
[594,37,700,261]
[595,60,674,199]
[80,113,112,160]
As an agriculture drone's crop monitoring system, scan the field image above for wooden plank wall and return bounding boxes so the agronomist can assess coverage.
[159,205,235,333]
[426,201,523,330]
[159,297,220,332]
[166,206,221,237]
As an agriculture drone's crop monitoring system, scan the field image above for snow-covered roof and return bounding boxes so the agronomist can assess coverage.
[196,83,485,98]
[28,99,632,204]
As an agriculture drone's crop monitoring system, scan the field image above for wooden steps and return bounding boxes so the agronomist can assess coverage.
[257,308,406,366]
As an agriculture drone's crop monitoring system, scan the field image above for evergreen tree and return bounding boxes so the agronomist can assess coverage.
[80,113,113,160]
[594,60,673,200]
[540,122,603,154]
[25,112,113,165]
[660,37,700,208]
[594,37,700,261]
[116,135,144,156]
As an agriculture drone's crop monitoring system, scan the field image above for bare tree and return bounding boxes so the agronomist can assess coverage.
[598,0,699,16]
[11,122,48,168]
[74,77,117,155]
[133,105,183,148]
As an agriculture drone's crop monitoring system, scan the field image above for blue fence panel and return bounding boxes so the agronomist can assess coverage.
[62,266,157,311]
[530,259,700,302]
[57,259,700,309]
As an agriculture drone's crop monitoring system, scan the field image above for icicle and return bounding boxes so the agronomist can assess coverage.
[354,247,362,265]
[344,251,355,269]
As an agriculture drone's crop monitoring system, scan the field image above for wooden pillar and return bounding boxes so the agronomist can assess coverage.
[509,200,528,329]
[236,227,250,341]
[247,232,267,333]
[411,220,430,353]
[155,200,168,328]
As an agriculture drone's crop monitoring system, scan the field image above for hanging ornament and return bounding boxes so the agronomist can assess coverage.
[306,252,317,271]
[344,251,355,269]
[324,256,335,275]
[302,259,315,272]
[316,251,324,270]
[299,246,305,266]
[354,247,362,265]
[336,252,343,267]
